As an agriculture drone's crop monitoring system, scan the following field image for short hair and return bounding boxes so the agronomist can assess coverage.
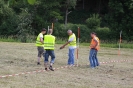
[91,32,96,35]
[42,28,46,32]
[67,30,72,33]
[48,29,53,34]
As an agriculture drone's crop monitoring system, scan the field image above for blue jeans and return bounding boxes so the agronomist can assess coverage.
[68,49,75,65]
[89,49,99,68]
[44,50,55,64]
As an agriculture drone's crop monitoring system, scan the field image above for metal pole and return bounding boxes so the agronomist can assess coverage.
[47,26,49,34]
[118,31,122,55]
[77,27,80,66]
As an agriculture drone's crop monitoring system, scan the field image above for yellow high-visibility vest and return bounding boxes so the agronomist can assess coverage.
[35,33,44,47]
[44,35,55,50]
[68,33,76,47]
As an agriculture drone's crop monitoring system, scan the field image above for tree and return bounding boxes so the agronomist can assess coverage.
[64,0,77,26]
[28,0,63,33]
[0,0,19,35]
[106,0,133,41]
[17,8,33,42]
[86,14,101,30]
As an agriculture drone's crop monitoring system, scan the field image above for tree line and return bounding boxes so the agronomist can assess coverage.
[0,0,133,42]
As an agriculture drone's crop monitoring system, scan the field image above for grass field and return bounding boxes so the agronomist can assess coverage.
[0,42,133,88]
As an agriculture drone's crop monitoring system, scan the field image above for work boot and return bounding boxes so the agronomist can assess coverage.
[49,65,54,71]
[37,62,41,65]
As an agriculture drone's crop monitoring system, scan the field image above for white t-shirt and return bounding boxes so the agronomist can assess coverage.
[68,36,76,49]
[40,33,43,38]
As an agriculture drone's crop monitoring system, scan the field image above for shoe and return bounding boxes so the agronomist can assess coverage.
[49,66,54,71]
[45,68,48,71]
[37,62,41,65]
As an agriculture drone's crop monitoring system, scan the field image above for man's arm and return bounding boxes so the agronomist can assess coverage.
[90,39,98,48]
[60,41,70,49]
[40,37,44,44]
[60,36,74,49]
[40,34,44,44]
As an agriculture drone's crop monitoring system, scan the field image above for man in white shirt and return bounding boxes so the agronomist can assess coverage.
[35,28,46,65]
[60,30,76,65]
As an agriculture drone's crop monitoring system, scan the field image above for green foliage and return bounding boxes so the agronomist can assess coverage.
[53,23,90,42]
[95,27,111,41]
[50,11,63,20]
[28,0,36,5]
[0,0,19,35]
[17,8,34,43]
[32,0,63,32]
[68,10,91,24]
[86,14,101,30]
[0,0,133,43]
[65,0,77,9]
[0,36,20,42]
[105,0,133,41]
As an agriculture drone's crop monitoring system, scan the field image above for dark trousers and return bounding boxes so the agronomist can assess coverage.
[44,50,55,64]
[89,49,99,68]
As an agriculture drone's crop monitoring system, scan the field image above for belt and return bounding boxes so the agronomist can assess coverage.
[91,48,97,50]
[45,49,54,50]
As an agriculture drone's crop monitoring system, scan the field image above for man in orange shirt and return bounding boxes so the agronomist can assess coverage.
[89,32,100,68]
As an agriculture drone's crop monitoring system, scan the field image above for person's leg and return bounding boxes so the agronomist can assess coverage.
[71,49,75,65]
[89,49,95,68]
[49,50,55,71]
[50,50,55,65]
[68,49,72,65]
[37,47,41,64]
[44,50,49,70]
[94,50,99,66]
[93,50,97,67]
[37,47,44,65]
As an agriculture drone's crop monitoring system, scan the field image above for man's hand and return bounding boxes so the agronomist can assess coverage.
[60,46,65,49]
[60,41,70,49]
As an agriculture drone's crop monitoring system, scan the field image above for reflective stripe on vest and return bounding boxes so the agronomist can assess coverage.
[90,36,100,50]
[44,35,55,50]
[35,33,44,47]
[68,33,76,47]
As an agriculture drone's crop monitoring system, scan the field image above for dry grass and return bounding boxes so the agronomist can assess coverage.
[0,42,133,88]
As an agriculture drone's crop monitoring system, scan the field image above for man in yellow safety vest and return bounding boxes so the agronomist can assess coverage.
[44,29,55,71]
[35,28,46,65]
[60,30,76,66]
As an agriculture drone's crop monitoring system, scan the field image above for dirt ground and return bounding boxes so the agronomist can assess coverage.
[0,42,133,88]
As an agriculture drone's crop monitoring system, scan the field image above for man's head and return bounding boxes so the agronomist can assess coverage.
[67,30,73,36]
[41,28,46,34]
[48,29,53,35]
[90,32,96,38]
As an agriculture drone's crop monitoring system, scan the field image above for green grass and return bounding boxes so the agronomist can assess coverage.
[0,42,133,88]
[0,37,20,42]
[80,43,133,49]
[0,37,133,49]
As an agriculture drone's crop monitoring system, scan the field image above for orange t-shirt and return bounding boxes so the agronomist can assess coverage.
[90,36,100,51]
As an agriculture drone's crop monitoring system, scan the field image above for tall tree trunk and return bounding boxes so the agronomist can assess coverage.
[65,8,68,27]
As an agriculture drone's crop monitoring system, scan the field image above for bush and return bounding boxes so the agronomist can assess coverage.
[0,1,19,35]
[96,27,111,41]
[17,8,34,43]
[53,23,91,42]
[86,14,101,30]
